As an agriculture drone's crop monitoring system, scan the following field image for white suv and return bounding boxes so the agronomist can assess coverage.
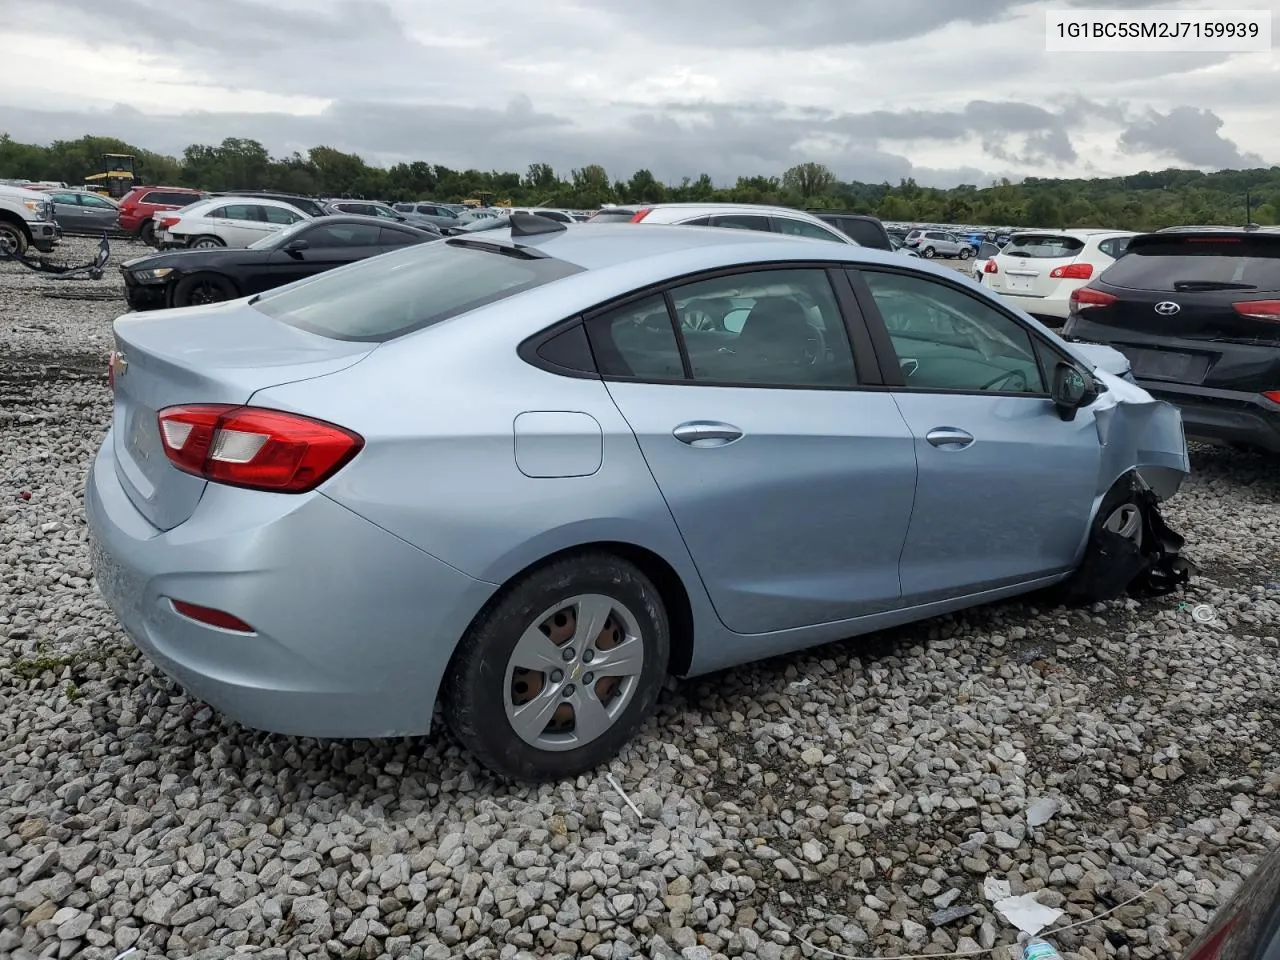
[588,203,856,244]
[983,229,1136,325]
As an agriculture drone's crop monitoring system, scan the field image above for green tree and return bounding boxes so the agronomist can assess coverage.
[782,162,837,201]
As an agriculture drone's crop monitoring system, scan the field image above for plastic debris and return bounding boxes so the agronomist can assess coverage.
[605,773,642,818]
[983,877,1012,902]
[995,894,1065,937]
[1021,935,1065,960]
[931,904,978,926]
[1026,796,1062,828]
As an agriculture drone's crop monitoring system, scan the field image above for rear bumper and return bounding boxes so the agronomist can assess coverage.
[997,291,1072,322]
[1135,381,1280,452]
[84,434,498,738]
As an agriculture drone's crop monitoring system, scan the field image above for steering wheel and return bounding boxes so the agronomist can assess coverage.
[801,324,826,365]
[979,369,1028,392]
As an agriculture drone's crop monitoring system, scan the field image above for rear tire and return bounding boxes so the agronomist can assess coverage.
[188,235,224,249]
[442,552,670,782]
[959,247,972,260]
[138,221,156,246]
[0,221,29,257]
[172,272,238,308]
[922,246,936,258]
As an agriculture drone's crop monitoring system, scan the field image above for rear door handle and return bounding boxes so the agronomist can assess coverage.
[925,427,975,449]
[673,421,743,447]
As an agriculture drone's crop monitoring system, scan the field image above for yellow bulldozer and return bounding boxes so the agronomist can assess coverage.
[84,153,141,199]
[460,192,513,209]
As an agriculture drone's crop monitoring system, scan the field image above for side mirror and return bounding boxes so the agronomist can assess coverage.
[284,238,309,254]
[1051,361,1096,421]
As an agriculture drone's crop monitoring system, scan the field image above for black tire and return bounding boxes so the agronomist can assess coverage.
[1056,479,1146,605]
[187,235,224,249]
[959,247,972,260]
[138,221,156,246]
[172,272,238,308]
[0,221,29,257]
[922,246,936,259]
[442,552,670,782]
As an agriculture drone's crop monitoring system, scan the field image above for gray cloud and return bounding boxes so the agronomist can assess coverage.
[1119,106,1267,169]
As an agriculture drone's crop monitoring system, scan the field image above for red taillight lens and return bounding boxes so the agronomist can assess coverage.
[1070,287,1117,310]
[156,404,363,493]
[983,259,998,274]
[170,599,255,633]
[629,208,651,222]
[1264,390,1280,404]
[1232,299,1280,321]
[159,216,180,228]
[1050,263,1093,280]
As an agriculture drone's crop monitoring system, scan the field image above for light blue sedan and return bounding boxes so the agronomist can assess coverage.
[86,214,1190,782]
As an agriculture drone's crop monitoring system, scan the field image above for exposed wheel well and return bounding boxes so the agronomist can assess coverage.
[0,210,32,237]
[476,542,697,677]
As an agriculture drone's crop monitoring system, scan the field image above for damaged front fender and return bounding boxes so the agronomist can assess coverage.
[1088,369,1191,502]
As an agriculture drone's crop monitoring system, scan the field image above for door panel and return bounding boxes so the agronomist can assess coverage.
[604,381,918,634]
[889,392,1099,603]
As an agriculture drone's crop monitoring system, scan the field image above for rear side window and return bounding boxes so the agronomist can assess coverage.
[142,191,198,206]
[1100,236,1280,292]
[263,205,303,224]
[220,204,262,221]
[252,239,584,341]
[379,227,421,246]
[1096,237,1131,259]
[830,218,891,249]
[586,295,684,379]
[1003,235,1085,258]
[774,217,844,243]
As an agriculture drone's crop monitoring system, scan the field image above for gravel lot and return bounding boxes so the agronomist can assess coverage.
[1,236,1278,960]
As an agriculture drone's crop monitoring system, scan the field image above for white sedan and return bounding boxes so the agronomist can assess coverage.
[153,196,311,249]
[982,229,1135,325]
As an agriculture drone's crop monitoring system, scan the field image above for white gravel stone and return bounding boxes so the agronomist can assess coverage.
[1,236,1279,959]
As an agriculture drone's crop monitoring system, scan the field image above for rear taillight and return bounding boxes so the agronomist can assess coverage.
[159,216,180,228]
[170,599,255,633]
[983,260,998,274]
[156,404,363,493]
[1264,390,1280,404]
[630,209,651,222]
[1050,263,1093,280]
[1232,299,1280,321]
[1070,287,1117,310]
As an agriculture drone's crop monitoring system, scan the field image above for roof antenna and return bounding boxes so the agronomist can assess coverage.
[509,211,567,238]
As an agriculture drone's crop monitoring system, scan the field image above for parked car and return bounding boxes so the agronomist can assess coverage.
[154,196,311,249]
[985,229,1137,326]
[1180,842,1280,960]
[971,241,1004,282]
[1063,226,1280,453]
[392,202,463,229]
[321,200,442,236]
[0,183,60,255]
[206,191,327,218]
[117,186,205,245]
[890,235,922,258]
[120,215,438,310]
[45,188,122,236]
[588,203,857,245]
[509,208,576,224]
[86,215,1189,782]
[902,229,975,259]
[808,211,894,250]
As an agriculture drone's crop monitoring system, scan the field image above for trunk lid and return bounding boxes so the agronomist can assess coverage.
[987,233,1085,298]
[110,301,376,530]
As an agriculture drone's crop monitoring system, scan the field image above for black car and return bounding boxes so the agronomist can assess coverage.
[1063,227,1280,452]
[120,215,437,310]
[808,210,893,250]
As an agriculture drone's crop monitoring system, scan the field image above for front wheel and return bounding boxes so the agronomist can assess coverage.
[442,553,670,782]
[0,221,29,257]
[959,247,972,260]
[172,272,238,307]
[922,246,936,258]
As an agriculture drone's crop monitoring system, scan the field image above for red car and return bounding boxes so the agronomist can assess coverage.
[116,185,204,245]
[1181,842,1279,960]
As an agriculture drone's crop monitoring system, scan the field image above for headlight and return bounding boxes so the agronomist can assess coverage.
[23,199,50,219]
[130,267,174,282]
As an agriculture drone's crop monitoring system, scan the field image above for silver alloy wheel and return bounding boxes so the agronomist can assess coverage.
[0,225,21,255]
[504,593,645,751]
[191,236,221,248]
[1102,503,1143,546]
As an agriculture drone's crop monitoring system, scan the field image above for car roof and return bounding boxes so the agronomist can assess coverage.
[633,202,824,216]
[1007,228,1135,238]
[195,195,310,210]
[455,221,928,273]
[1155,224,1280,235]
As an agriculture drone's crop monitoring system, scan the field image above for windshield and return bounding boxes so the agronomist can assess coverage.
[248,220,308,249]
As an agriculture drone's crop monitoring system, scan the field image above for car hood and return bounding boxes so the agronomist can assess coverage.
[1089,365,1189,501]
[121,247,271,271]
[1071,341,1133,378]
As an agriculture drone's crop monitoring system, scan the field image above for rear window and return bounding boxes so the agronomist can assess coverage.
[587,210,638,222]
[1003,234,1085,259]
[1100,236,1280,292]
[831,218,890,249]
[251,238,584,342]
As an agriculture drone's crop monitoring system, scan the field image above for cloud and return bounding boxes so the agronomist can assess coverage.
[0,0,1276,187]
[1119,106,1267,169]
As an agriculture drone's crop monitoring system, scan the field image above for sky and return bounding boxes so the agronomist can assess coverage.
[0,0,1277,188]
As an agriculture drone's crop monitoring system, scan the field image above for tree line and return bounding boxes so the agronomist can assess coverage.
[2,132,1278,230]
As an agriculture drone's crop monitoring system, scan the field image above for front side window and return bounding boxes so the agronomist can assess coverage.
[670,269,858,387]
[774,217,844,243]
[380,227,422,246]
[708,214,771,232]
[303,223,381,247]
[80,194,117,209]
[263,205,303,225]
[252,239,583,341]
[861,270,1046,394]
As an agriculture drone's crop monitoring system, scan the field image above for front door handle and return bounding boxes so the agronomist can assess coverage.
[925,426,975,449]
[673,420,743,447]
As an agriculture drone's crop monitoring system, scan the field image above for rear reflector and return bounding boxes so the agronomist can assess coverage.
[170,599,255,633]
[1232,299,1280,321]
[983,259,998,274]
[1050,263,1093,280]
[1069,287,1117,310]
[630,209,651,223]
[156,404,363,493]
